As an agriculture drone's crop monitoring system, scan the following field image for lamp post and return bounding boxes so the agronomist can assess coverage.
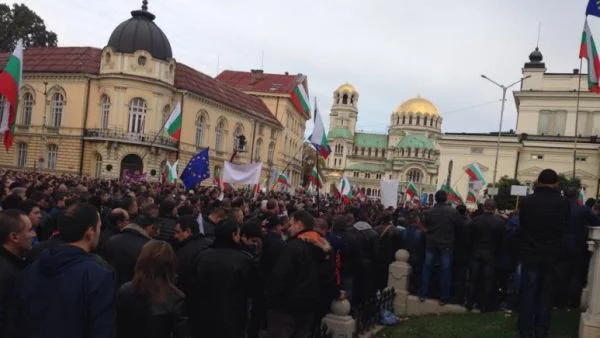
[481,74,530,186]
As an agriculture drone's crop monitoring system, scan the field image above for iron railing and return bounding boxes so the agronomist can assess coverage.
[353,288,396,336]
[83,128,178,149]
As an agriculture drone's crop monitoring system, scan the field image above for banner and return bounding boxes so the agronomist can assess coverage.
[223,161,262,185]
[122,169,147,182]
[380,179,399,208]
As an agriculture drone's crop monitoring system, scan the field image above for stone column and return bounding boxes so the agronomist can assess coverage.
[387,249,411,316]
[321,298,355,338]
[580,226,600,338]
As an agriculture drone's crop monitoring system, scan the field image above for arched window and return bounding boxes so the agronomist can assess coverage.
[375,149,379,157]
[430,118,434,126]
[409,116,413,125]
[162,104,171,126]
[382,150,386,157]
[423,116,428,126]
[415,149,419,157]
[255,138,263,162]
[361,147,365,156]
[17,142,27,167]
[268,142,275,163]
[428,150,432,158]
[215,120,225,150]
[47,144,58,170]
[128,97,147,134]
[408,148,411,157]
[51,93,64,127]
[21,92,34,126]
[416,116,420,125]
[342,94,348,104]
[367,188,372,196]
[195,115,205,147]
[94,153,102,178]
[396,116,400,125]
[406,168,422,183]
[100,94,110,129]
[354,147,358,154]
[401,148,405,156]
[402,116,406,124]
[368,148,372,156]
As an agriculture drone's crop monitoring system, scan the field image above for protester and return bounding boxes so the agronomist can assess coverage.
[174,215,209,292]
[117,240,188,338]
[3,203,115,338]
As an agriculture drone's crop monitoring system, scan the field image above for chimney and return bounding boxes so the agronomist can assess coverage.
[284,71,289,75]
[250,69,263,74]
[574,69,580,74]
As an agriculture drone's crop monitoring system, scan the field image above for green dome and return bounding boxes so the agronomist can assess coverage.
[397,134,434,150]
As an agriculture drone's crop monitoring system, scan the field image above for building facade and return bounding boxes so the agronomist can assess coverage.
[0,2,292,184]
[322,83,443,199]
[438,48,600,202]
[216,70,311,187]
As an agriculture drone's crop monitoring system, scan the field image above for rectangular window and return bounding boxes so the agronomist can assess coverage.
[531,154,544,160]
[470,147,484,154]
[576,156,587,162]
[47,144,58,169]
[353,172,359,178]
[17,143,27,167]
[365,173,371,179]
[537,110,567,135]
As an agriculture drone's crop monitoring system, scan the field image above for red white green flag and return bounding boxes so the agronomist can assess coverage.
[290,80,310,115]
[214,166,222,187]
[308,166,323,188]
[308,99,331,159]
[580,20,600,93]
[467,188,477,203]
[465,163,487,186]
[339,176,354,204]
[578,188,586,205]
[405,182,419,200]
[164,102,182,140]
[0,39,23,151]
[277,172,290,187]
[441,184,464,206]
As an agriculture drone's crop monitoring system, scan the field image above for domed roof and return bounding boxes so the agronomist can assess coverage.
[529,47,543,63]
[394,96,439,116]
[336,83,357,94]
[107,1,172,61]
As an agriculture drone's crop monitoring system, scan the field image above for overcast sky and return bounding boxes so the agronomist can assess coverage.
[17,0,598,134]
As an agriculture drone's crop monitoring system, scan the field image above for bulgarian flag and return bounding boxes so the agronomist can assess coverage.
[467,187,477,204]
[580,20,600,93]
[308,166,323,188]
[214,166,222,187]
[465,163,487,186]
[578,188,586,205]
[277,172,290,187]
[164,102,182,140]
[331,184,341,199]
[441,184,464,206]
[405,182,419,200]
[308,99,331,159]
[0,39,23,151]
[290,79,310,115]
[165,160,178,183]
[339,176,353,204]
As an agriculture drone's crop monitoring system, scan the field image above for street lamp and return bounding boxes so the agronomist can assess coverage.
[481,74,531,185]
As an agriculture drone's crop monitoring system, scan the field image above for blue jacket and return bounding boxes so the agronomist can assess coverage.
[4,245,116,338]
[563,201,598,253]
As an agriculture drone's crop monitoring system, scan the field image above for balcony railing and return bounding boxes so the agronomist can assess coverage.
[83,128,179,149]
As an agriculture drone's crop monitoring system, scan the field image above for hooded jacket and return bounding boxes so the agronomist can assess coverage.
[267,229,338,314]
[3,245,116,338]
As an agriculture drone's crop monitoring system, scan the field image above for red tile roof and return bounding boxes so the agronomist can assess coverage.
[216,70,310,119]
[0,47,102,74]
[175,63,281,127]
[0,47,281,127]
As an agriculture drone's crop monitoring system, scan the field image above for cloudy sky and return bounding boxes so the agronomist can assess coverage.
[18,0,597,134]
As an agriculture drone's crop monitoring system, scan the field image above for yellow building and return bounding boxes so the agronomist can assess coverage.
[216,70,311,187]
[323,83,443,199]
[0,2,288,183]
[438,47,600,201]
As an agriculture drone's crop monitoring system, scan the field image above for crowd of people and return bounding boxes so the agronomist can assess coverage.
[0,168,597,338]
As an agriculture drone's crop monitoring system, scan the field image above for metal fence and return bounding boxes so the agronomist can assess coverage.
[309,322,333,338]
[353,288,396,336]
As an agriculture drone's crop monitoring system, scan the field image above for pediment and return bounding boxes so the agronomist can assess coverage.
[560,168,597,180]
[518,166,544,177]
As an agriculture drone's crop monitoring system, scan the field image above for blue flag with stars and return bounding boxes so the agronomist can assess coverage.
[587,0,600,17]
[180,148,210,190]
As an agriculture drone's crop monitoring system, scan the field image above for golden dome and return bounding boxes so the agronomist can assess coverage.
[394,96,439,116]
[336,83,357,94]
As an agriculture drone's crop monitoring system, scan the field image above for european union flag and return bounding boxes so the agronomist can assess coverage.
[180,148,210,190]
[587,0,600,17]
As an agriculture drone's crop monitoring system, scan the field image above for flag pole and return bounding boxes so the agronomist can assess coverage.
[314,97,321,214]
[142,111,170,160]
[572,57,584,181]
[269,138,308,191]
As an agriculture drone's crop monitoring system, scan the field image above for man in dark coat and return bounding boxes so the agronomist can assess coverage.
[0,210,35,334]
[348,212,380,304]
[554,187,597,309]
[465,199,505,312]
[375,212,403,291]
[261,215,286,277]
[188,219,258,338]
[103,213,157,286]
[174,215,209,292]
[266,210,340,338]
[201,203,226,244]
[420,190,463,305]
[3,203,115,338]
[517,169,570,338]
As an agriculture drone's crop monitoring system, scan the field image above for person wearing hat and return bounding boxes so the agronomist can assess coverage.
[517,169,570,338]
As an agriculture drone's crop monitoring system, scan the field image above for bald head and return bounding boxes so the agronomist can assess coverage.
[109,208,129,230]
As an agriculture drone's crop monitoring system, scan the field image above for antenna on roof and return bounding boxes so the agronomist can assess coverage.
[536,22,542,48]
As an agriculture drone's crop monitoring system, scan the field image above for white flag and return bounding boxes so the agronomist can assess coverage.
[223,161,262,185]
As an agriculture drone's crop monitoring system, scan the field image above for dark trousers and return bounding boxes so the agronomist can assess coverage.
[451,259,469,305]
[420,247,453,302]
[554,249,584,309]
[518,261,555,338]
[466,256,496,311]
[267,311,313,338]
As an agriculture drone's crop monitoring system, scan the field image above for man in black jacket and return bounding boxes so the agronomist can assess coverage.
[420,190,463,305]
[103,213,157,286]
[517,169,570,338]
[466,199,505,311]
[266,210,339,338]
[0,210,35,334]
[175,215,209,291]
